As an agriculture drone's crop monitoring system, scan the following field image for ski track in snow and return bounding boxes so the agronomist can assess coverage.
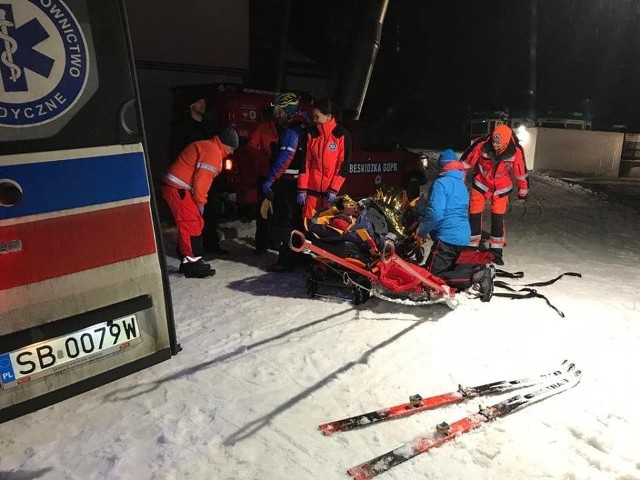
[1,173,640,479]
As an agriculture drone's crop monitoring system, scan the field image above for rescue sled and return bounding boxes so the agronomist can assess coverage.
[288,189,497,308]
[289,230,457,308]
[289,187,579,314]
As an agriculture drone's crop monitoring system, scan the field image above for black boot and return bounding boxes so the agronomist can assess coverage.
[488,248,504,265]
[471,265,495,302]
[180,259,216,278]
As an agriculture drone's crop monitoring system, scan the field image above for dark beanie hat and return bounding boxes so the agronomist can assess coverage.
[218,126,239,148]
[185,92,206,106]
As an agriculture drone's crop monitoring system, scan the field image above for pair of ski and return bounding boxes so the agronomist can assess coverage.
[319,360,582,480]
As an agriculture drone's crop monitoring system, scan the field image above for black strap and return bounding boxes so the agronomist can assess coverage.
[524,272,582,287]
[493,281,565,318]
[492,271,583,317]
[495,269,524,279]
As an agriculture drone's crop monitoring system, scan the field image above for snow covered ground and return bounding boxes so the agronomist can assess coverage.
[2,173,640,480]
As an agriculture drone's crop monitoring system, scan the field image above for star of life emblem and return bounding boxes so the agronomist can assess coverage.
[328,142,337,151]
[0,0,89,127]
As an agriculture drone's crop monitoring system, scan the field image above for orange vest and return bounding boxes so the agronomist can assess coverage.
[164,136,226,205]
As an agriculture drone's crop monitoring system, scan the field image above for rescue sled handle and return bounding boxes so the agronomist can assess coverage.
[289,230,452,299]
[289,230,380,281]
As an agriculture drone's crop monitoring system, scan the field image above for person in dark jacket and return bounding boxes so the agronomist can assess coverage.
[261,93,308,272]
[168,96,216,161]
[416,149,471,275]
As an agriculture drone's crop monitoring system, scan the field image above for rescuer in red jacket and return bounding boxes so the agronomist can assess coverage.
[297,97,352,219]
[246,113,281,254]
[162,127,239,278]
[460,124,529,265]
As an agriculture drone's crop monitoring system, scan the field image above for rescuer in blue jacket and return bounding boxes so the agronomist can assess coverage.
[260,93,308,271]
[416,149,471,275]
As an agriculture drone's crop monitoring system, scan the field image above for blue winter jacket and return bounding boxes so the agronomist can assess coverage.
[416,169,470,246]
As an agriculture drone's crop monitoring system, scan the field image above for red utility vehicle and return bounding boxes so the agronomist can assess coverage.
[171,84,428,212]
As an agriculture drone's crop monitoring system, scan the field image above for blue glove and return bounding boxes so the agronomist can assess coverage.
[262,179,274,196]
[198,204,205,215]
[327,191,337,203]
[297,191,307,205]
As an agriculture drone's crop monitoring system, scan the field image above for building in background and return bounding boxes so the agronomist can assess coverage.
[125,0,332,186]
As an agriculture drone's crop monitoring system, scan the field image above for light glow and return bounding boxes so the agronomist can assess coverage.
[516,125,530,146]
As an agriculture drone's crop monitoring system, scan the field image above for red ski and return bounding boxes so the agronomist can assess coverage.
[346,368,582,480]
[319,360,573,435]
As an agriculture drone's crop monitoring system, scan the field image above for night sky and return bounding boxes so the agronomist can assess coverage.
[290,0,640,147]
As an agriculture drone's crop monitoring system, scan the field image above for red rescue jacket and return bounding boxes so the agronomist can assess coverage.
[247,120,280,177]
[461,134,529,199]
[298,118,352,196]
[163,136,226,206]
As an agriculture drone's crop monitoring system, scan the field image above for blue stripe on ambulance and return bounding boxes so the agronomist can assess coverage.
[0,152,150,220]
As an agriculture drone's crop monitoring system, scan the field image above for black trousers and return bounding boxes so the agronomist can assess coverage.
[271,177,303,269]
[255,175,273,252]
[424,240,465,276]
[202,176,225,252]
[425,240,479,290]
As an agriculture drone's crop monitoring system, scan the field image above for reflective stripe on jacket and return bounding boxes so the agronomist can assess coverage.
[164,136,225,205]
[461,134,529,199]
[266,120,306,183]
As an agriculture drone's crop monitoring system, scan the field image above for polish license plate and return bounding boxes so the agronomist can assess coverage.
[0,315,141,389]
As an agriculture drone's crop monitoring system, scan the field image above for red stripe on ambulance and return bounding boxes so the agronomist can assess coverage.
[0,203,157,290]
